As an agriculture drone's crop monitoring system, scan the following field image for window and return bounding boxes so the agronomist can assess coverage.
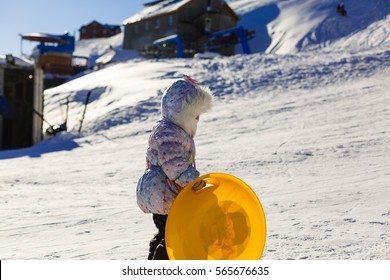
[145,21,149,31]
[205,17,212,33]
[169,15,173,26]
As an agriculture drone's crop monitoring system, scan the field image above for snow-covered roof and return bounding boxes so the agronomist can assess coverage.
[122,0,192,25]
[95,49,140,65]
[0,55,34,67]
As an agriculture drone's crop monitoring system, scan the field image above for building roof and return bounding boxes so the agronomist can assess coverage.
[20,32,73,44]
[122,0,192,25]
[79,20,121,31]
[0,55,34,67]
[123,0,239,25]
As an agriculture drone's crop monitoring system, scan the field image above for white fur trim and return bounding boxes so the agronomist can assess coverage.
[174,85,213,136]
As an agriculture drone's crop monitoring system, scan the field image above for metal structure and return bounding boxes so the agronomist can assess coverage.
[20,32,76,88]
[151,26,254,58]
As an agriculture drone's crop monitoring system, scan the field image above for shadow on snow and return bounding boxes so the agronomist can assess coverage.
[0,134,79,160]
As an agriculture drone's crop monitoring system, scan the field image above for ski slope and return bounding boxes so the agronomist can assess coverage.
[1,0,389,260]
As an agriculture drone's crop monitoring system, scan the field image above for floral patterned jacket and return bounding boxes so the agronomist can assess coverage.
[136,118,199,214]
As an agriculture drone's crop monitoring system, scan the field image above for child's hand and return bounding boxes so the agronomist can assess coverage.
[192,180,206,191]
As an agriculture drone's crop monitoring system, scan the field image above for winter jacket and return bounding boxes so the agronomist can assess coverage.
[136,76,213,214]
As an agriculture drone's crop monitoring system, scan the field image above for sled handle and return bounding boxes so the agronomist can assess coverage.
[191,176,220,192]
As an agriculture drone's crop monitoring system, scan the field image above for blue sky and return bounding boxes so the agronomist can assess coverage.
[0,0,146,56]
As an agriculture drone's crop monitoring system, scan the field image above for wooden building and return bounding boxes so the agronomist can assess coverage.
[122,0,240,57]
[79,20,122,40]
[0,55,44,150]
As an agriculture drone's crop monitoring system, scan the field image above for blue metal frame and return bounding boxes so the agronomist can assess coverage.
[21,33,75,55]
[37,34,75,55]
[209,26,251,54]
[153,26,251,58]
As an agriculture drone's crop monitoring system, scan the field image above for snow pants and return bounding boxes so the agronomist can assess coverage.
[148,214,169,260]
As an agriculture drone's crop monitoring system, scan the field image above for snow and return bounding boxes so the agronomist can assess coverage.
[74,33,124,59]
[230,0,390,54]
[0,55,34,67]
[1,0,390,260]
[122,0,192,25]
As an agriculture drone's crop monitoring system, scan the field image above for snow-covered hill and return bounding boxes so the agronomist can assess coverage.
[1,0,389,260]
[230,0,390,54]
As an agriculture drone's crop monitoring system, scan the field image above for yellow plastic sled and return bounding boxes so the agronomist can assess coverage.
[166,173,266,260]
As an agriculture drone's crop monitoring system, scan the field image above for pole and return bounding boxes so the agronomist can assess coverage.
[78,91,91,133]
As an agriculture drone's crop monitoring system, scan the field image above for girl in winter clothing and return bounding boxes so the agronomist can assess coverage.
[136,75,213,260]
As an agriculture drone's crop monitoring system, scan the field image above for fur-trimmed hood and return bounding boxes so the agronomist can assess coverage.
[161,75,213,136]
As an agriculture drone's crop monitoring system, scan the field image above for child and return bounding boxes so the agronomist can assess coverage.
[136,75,213,260]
